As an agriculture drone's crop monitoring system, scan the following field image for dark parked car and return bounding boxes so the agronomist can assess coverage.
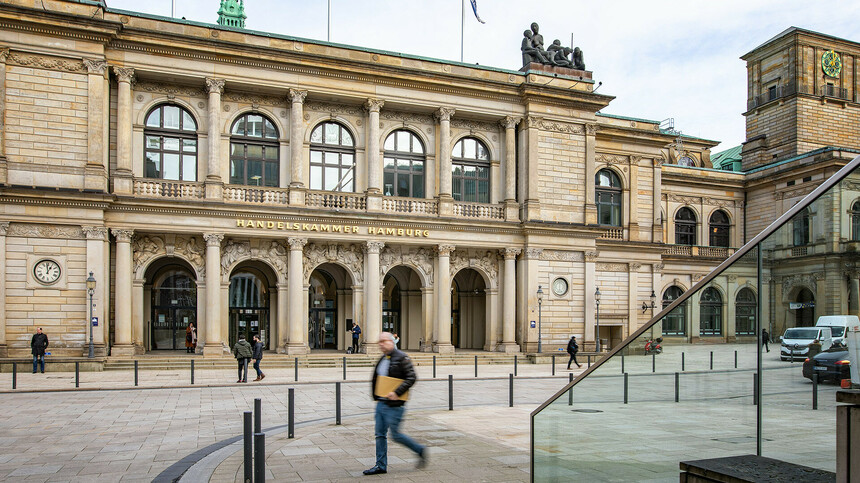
[802,350,851,382]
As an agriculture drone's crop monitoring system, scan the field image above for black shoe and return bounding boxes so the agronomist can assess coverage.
[363,466,387,475]
[32,371,36,374]
[416,447,428,469]
[577,364,582,368]
[41,370,44,373]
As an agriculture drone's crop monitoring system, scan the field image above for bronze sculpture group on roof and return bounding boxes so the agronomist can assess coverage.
[521,22,585,70]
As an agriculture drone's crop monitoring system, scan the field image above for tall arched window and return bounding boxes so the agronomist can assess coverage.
[675,207,697,245]
[451,137,490,203]
[596,169,622,226]
[735,288,756,335]
[700,287,722,335]
[662,286,686,336]
[709,210,730,247]
[383,130,425,198]
[792,207,810,246]
[310,122,355,192]
[852,201,860,241]
[144,104,198,181]
[230,113,279,187]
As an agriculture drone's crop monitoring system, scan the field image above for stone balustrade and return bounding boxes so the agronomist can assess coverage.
[599,228,623,240]
[305,190,367,211]
[133,179,204,199]
[452,201,505,220]
[381,196,438,216]
[224,186,289,205]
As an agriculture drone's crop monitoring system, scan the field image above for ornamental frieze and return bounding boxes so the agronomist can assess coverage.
[450,118,500,133]
[540,250,584,262]
[595,153,628,165]
[532,118,585,135]
[379,245,435,284]
[6,52,86,73]
[380,110,434,125]
[304,101,364,118]
[303,243,363,284]
[450,249,499,286]
[596,262,627,272]
[8,223,83,239]
[668,194,702,205]
[703,197,737,209]
[133,234,166,274]
[223,92,284,108]
[135,82,206,98]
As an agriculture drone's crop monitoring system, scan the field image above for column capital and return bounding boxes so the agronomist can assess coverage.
[585,123,599,136]
[629,262,642,271]
[584,250,599,262]
[0,221,8,236]
[0,48,9,64]
[81,226,108,240]
[287,237,308,250]
[499,116,521,130]
[524,115,543,128]
[111,228,134,242]
[366,240,385,254]
[203,233,224,246]
[654,263,664,273]
[437,244,455,256]
[205,77,226,95]
[84,59,108,75]
[113,66,135,84]
[434,107,455,122]
[524,247,542,259]
[364,98,385,113]
[288,89,308,104]
[501,247,521,260]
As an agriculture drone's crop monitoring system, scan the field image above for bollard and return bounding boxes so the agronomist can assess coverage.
[243,411,252,483]
[475,355,478,378]
[812,373,818,410]
[509,373,513,407]
[682,352,685,372]
[75,361,79,388]
[568,372,574,406]
[710,351,714,370]
[134,360,138,387]
[552,355,556,376]
[514,355,518,376]
[254,433,265,483]
[294,357,298,382]
[191,360,194,385]
[652,353,656,373]
[254,398,262,434]
[734,350,738,369]
[432,356,436,379]
[753,373,758,406]
[336,382,341,425]
[674,372,679,402]
[587,354,591,368]
[623,373,628,404]
[448,374,453,411]
[621,354,625,374]
[343,356,347,381]
[12,362,16,389]
[288,388,295,438]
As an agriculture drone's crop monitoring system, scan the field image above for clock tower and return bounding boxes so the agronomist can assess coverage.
[217,0,246,29]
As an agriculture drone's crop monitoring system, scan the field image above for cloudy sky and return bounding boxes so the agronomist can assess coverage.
[104,0,860,153]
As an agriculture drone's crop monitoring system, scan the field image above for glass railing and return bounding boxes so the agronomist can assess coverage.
[531,155,860,481]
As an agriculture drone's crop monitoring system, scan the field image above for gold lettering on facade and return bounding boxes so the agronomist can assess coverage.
[233,219,429,237]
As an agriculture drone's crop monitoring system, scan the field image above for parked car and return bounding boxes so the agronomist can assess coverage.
[780,326,832,361]
[814,315,858,348]
[802,350,851,383]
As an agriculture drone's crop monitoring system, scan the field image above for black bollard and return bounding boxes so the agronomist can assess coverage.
[753,373,759,406]
[288,388,294,438]
[710,351,714,370]
[652,353,656,373]
[254,433,265,483]
[243,411,252,483]
[587,354,591,368]
[509,373,513,407]
[134,360,138,387]
[514,355,518,377]
[432,356,436,379]
[674,372,679,403]
[621,354,625,374]
[552,355,556,376]
[254,398,262,434]
[568,373,574,406]
[475,355,478,378]
[343,356,347,381]
[191,359,194,385]
[75,361,79,388]
[623,373,628,404]
[682,352,685,372]
[734,350,738,369]
[294,357,298,382]
[448,374,453,411]
[12,362,16,389]
[812,373,818,410]
[336,382,341,425]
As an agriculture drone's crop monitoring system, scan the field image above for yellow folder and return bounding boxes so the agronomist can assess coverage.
[374,375,410,401]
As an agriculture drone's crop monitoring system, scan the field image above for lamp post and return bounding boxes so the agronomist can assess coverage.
[86,271,96,359]
[642,290,657,314]
[595,287,601,353]
[536,285,543,354]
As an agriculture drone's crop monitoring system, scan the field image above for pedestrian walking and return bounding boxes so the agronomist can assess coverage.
[350,322,361,353]
[232,334,253,383]
[185,322,195,353]
[251,334,265,381]
[31,327,48,374]
[566,335,581,369]
[761,328,770,353]
[364,332,426,475]
[392,333,400,349]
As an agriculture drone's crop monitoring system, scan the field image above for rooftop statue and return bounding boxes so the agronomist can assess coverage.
[521,22,585,70]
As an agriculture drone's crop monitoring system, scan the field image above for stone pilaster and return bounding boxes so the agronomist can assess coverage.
[83,226,108,356]
[652,157,663,242]
[522,116,542,221]
[584,250,598,351]
[288,89,308,205]
[112,228,135,356]
[365,99,384,211]
[363,241,385,354]
[203,233,224,356]
[435,108,455,216]
[205,78,225,200]
[113,67,135,194]
[286,237,309,354]
[584,123,598,224]
[277,282,288,353]
[498,247,521,352]
[0,222,8,356]
[0,48,8,185]
[501,116,520,221]
[434,244,455,353]
[84,59,109,192]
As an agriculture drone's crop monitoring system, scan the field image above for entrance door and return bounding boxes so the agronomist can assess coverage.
[230,308,269,348]
[229,270,271,349]
[309,309,337,349]
[382,309,400,335]
[150,266,197,350]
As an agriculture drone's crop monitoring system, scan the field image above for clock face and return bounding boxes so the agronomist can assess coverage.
[822,50,842,77]
[552,278,569,297]
[33,259,61,285]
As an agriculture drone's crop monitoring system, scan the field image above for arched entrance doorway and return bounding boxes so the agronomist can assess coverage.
[452,268,486,349]
[147,260,197,351]
[794,288,815,327]
[229,264,275,350]
[308,263,354,350]
[383,265,424,350]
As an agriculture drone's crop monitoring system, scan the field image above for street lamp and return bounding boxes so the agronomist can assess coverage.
[595,287,601,353]
[86,271,96,359]
[536,285,543,353]
[642,290,657,314]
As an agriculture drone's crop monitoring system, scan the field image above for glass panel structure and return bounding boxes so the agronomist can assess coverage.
[532,156,860,482]
[310,122,355,192]
[452,137,490,203]
[144,105,198,181]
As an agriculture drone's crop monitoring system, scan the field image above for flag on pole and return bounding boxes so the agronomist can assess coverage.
[470,0,486,24]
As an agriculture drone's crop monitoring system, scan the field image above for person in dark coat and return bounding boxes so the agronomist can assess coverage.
[566,335,581,369]
[350,323,361,353]
[232,334,253,383]
[31,327,48,374]
[363,332,426,475]
[251,334,265,381]
[761,328,770,353]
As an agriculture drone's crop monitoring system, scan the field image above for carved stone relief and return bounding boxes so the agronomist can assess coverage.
[449,249,499,286]
[303,243,364,284]
[7,53,86,73]
[540,250,584,262]
[133,234,166,275]
[221,239,250,274]
[379,245,435,284]
[596,262,627,272]
[8,224,83,239]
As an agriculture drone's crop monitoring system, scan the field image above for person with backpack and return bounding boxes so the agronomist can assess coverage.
[566,335,581,369]
[232,334,253,383]
[350,322,362,353]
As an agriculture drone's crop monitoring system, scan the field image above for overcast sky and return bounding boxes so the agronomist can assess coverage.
[104,0,860,153]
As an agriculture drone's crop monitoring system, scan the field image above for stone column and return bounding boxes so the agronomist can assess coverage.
[584,251,598,351]
[132,279,144,351]
[628,263,640,337]
[83,59,109,192]
[584,123,598,224]
[498,248,521,352]
[112,228,135,356]
[364,241,385,353]
[652,158,663,242]
[365,99,384,211]
[0,222,8,356]
[726,275,738,342]
[501,116,520,221]
[435,244,455,353]
[0,49,9,185]
[435,108,455,215]
[421,286,434,351]
[113,67,135,194]
[202,233,224,357]
[277,282,288,353]
[83,226,108,356]
[288,89,308,205]
[204,78,225,200]
[287,237,309,354]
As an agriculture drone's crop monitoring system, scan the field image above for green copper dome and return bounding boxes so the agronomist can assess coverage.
[217,0,246,29]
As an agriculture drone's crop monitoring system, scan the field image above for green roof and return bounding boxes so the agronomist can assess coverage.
[711,145,742,170]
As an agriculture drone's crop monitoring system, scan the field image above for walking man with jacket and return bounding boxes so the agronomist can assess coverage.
[251,334,265,381]
[232,334,253,383]
[31,327,48,373]
[566,335,581,369]
[363,332,427,475]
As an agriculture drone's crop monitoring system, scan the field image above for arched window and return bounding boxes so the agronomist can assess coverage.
[596,169,622,226]
[229,113,279,187]
[700,287,722,336]
[144,104,198,181]
[735,288,756,335]
[451,137,490,203]
[310,122,355,192]
[851,201,860,241]
[662,286,686,336]
[792,207,810,246]
[709,210,730,247]
[383,130,425,198]
[675,207,697,245]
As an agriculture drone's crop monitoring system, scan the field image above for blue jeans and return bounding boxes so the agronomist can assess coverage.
[32,355,45,373]
[253,359,262,377]
[374,401,424,471]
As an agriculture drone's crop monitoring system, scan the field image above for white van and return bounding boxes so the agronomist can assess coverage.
[780,326,832,361]
[815,315,858,347]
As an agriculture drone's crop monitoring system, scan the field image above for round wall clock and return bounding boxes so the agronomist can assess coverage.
[552,277,569,297]
[822,50,842,77]
[33,259,61,285]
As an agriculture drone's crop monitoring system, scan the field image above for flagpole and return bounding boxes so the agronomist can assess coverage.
[461,0,465,62]
[327,0,331,42]
[171,0,175,17]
